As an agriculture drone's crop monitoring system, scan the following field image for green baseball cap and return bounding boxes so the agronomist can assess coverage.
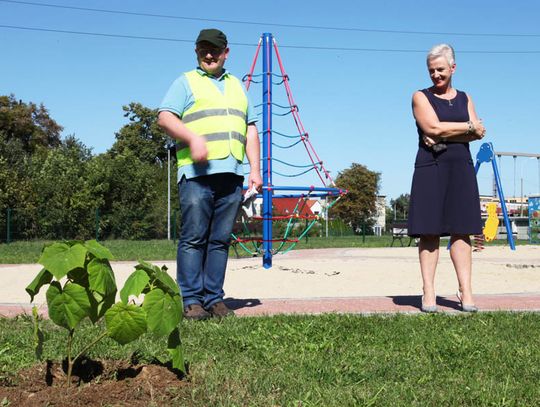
[195,29,228,49]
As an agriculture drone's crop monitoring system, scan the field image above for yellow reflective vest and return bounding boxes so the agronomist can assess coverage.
[177,70,248,168]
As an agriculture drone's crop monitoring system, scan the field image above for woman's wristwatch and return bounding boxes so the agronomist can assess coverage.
[466,120,475,135]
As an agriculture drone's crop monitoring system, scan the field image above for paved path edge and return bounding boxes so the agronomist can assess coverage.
[2,293,540,318]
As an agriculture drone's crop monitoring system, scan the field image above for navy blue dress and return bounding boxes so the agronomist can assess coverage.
[407,88,482,237]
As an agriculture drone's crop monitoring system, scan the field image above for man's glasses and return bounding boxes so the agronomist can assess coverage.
[196,47,225,58]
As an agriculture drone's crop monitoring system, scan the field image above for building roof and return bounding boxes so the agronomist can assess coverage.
[272,198,316,217]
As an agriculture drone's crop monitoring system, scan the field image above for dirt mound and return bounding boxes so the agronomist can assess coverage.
[0,358,188,406]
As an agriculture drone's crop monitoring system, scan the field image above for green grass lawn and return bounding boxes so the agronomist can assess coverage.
[1,312,539,405]
[0,237,525,264]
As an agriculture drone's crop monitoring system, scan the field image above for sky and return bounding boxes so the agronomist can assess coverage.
[1,0,540,202]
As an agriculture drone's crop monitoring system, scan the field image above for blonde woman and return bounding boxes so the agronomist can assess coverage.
[407,44,486,313]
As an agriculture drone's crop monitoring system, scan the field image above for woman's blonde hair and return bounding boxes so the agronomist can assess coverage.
[427,44,455,66]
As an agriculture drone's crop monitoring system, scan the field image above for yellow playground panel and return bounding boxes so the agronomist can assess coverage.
[483,202,499,242]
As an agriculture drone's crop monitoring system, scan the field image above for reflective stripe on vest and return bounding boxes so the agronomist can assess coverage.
[177,70,248,167]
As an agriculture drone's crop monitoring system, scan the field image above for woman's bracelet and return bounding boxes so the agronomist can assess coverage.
[466,120,475,135]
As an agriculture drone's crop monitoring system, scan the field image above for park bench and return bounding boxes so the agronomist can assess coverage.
[390,223,414,247]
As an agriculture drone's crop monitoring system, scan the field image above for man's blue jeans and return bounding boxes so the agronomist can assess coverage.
[177,173,243,309]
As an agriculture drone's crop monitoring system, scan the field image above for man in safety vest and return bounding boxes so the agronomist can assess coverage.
[158,29,262,320]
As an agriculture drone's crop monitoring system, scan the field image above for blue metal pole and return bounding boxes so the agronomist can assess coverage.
[262,33,273,268]
[269,193,340,199]
[491,155,516,250]
[264,186,343,193]
[473,143,516,250]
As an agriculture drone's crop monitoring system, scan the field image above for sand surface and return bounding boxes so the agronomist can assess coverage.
[2,245,539,306]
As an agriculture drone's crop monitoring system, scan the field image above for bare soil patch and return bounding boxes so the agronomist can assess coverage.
[0,358,187,406]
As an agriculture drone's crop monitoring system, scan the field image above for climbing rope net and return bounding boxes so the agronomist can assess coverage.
[231,33,347,268]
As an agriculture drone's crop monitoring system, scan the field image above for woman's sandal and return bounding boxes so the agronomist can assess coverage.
[421,295,438,313]
[456,291,478,313]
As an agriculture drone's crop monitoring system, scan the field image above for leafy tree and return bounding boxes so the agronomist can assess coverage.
[1,111,38,238]
[1,95,177,241]
[0,94,62,155]
[96,150,169,239]
[388,193,411,224]
[32,136,103,239]
[109,103,169,165]
[0,132,34,212]
[333,163,380,233]
[100,102,178,239]
[0,94,64,239]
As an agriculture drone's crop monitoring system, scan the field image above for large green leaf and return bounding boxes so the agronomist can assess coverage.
[120,269,150,304]
[85,240,114,260]
[135,260,161,282]
[88,258,117,295]
[105,303,147,345]
[38,242,87,279]
[26,268,53,302]
[142,288,182,337]
[167,328,186,373]
[154,267,180,296]
[46,282,91,330]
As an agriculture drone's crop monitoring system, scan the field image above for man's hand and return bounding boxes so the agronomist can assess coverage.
[189,136,208,163]
[248,169,262,192]
[157,111,208,162]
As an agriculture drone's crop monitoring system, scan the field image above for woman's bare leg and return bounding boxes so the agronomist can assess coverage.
[419,235,440,306]
[449,235,474,305]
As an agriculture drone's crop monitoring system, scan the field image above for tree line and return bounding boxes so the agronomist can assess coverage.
[1,94,390,241]
[0,95,176,241]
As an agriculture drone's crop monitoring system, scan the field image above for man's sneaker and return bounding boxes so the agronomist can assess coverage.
[207,301,235,318]
[183,304,211,321]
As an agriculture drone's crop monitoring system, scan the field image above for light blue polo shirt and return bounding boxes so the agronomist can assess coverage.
[159,67,257,181]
